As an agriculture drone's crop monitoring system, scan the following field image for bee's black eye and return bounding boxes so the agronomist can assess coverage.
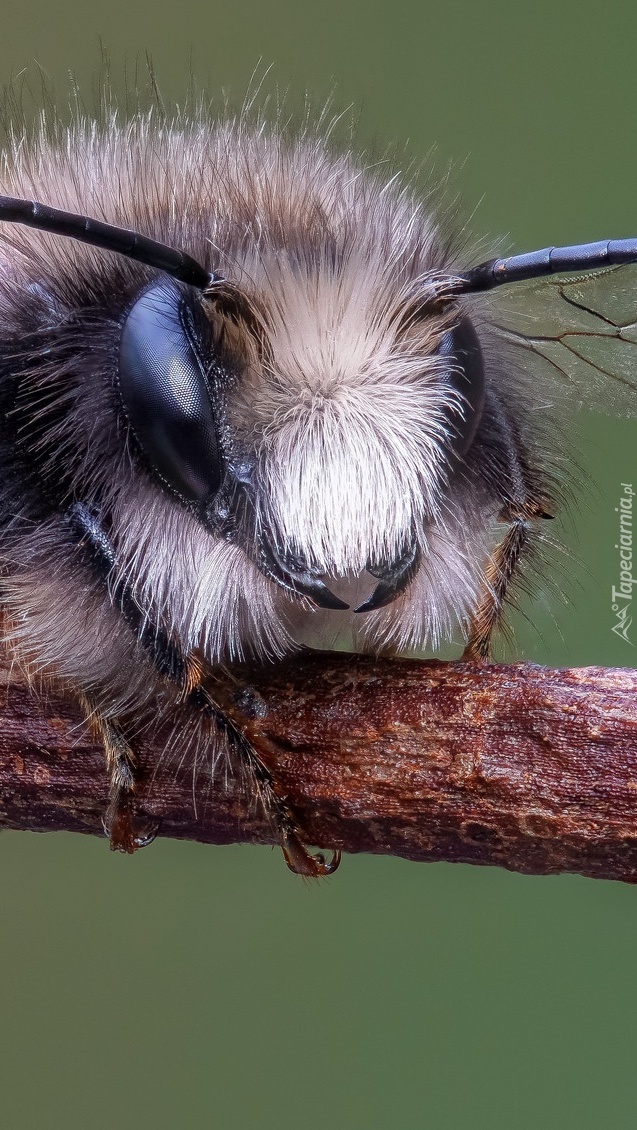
[118,281,224,507]
[438,315,485,458]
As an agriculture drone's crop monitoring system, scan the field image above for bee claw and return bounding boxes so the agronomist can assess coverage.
[281,829,341,877]
[102,808,159,854]
[133,823,160,849]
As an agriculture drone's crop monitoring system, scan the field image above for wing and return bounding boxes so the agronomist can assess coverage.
[477,264,637,416]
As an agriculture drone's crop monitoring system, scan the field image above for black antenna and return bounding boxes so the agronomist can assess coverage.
[0,195,219,290]
[457,238,637,293]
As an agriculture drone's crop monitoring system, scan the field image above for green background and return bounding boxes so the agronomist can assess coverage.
[1,2,637,1127]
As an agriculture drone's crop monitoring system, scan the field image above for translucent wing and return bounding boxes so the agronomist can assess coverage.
[477,264,637,416]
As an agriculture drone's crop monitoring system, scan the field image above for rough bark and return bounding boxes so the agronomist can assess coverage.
[0,650,636,882]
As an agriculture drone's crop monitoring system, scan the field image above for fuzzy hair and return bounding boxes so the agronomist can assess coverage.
[0,105,558,712]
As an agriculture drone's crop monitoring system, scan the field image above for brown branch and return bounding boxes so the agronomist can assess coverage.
[0,650,636,882]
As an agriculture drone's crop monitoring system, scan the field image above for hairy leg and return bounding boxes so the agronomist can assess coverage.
[462,391,555,661]
[68,503,339,874]
[463,511,534,660]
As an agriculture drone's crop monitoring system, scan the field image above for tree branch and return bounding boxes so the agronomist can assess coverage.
[0,649,636,882]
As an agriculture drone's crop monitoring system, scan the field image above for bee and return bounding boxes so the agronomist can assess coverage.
[0,107,634,873]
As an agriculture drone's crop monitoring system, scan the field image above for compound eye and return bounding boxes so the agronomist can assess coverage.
[118,281,224,507]
[438,315,486,458]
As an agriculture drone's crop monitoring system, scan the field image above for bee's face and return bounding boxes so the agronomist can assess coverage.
[123,283,490,645]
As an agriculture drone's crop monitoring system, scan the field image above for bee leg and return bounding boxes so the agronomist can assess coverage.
[79,696,156,853]
[462,384,556,662]
[462,496,552,661]
[68,503,339,875]
[462,515,530,660]
[188,684,341,878]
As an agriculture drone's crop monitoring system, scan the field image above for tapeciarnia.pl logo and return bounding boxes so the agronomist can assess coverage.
[611,483,635,644]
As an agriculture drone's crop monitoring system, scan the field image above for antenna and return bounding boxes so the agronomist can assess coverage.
[457,238,637,292]
[0,194,218,290]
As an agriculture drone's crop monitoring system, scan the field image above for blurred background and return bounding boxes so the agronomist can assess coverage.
[1,1,637,1126]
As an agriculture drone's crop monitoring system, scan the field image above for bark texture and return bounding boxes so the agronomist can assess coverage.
[1,651,636,882]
